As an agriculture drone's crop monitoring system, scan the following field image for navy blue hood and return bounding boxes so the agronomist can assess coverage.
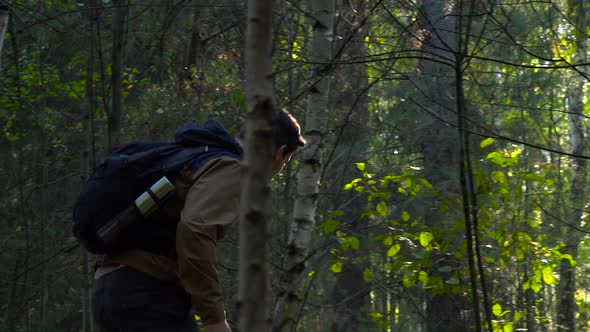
[175,120,243,172]
[175,120,242,156]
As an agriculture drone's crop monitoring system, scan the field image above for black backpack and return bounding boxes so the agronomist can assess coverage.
[72,121,242,255]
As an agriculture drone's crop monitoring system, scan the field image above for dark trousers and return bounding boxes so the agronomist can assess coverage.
[91,266,199,332]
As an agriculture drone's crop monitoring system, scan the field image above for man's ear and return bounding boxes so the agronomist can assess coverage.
[282,145,290,158]
[277,145,288,159]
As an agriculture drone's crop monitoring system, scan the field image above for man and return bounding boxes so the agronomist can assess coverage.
[91,108,305,332]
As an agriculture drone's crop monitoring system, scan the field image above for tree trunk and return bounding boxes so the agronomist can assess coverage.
[109,0,128,148]
[238,0,275,331]
[6,15,32,332]
[187,5,209,115]
[556,2,587,330]
[82,2,97,330]
[415,1,470,331]
[0,0,11,68]
[39,139,49,332]
[328,1,370,330]
[276,1,334,330]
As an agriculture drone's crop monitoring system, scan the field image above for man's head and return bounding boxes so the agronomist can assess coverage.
[271,108,305,174]
[237,108,306,175]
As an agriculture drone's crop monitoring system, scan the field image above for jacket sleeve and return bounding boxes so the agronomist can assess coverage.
[176,157,241,325]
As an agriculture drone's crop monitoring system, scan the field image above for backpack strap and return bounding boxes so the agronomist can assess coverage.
[161,145,209,171]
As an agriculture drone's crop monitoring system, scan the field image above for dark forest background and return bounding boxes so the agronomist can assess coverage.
[2,0,590,331]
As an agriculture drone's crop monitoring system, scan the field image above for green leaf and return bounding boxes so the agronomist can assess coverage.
[542,266,555,285]
[343,178,361,190]
[6,133,19,141]
[492,303,510,318]
[417,178,433,189]
[418,271,429,284]
[347,236,360,250]
[356,162,366,172]
[560,254,577,267]
[486,151,519,167]
[387,244,401,257]
[376,201,388,217]
[402,274,415,288]
[492,303,502,317]
[514,311,524,322]
[330,261,343,273]
[401,211,410,221]
[363,267,373,282]
[419,232,434,247]
[480,137,495,149]
[486,151,504,166]
[524,173,544,182]
[321,219,339,234]
[504,322,514,332]
[331,210,344,217]
[369,312,384,321]
[492,171,506,184]
[382,236,393,246]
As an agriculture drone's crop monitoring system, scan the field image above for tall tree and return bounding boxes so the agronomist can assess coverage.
[0,0,11,67]
[556,0,588,330]
[413,0,469,331]
[109,0,128,147]
[187,5,209,115]
[327,0,371,330]
[238,0,276,331]
[81,1,98,331]
[276,1,335,330]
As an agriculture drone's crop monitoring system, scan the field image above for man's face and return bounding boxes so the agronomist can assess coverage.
[272,145,292,176]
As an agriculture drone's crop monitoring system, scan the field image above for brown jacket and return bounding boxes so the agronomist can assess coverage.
[100,156,240,325]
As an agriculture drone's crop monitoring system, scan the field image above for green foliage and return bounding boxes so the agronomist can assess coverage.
[419,232,433,247]
[328,150,578,329]
[480,137,495,149]
[3,0,590,330]
[330,261,343,273]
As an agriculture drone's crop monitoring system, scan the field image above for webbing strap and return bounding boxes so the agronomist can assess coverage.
[161,145,209,171]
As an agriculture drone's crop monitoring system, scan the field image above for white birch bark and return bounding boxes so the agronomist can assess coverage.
[0,1,12,68]
[275,1,335,330]
[238,0,275,331]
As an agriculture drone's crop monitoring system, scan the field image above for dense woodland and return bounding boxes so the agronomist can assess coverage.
[1,0,590,331]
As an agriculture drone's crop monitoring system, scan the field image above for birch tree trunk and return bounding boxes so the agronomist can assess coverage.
[556,1,588,330]
[0,1,11,68]
[238,0,275,331]
[275,1,334,330]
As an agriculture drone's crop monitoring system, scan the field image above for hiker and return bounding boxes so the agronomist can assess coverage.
[89,109,305,332]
